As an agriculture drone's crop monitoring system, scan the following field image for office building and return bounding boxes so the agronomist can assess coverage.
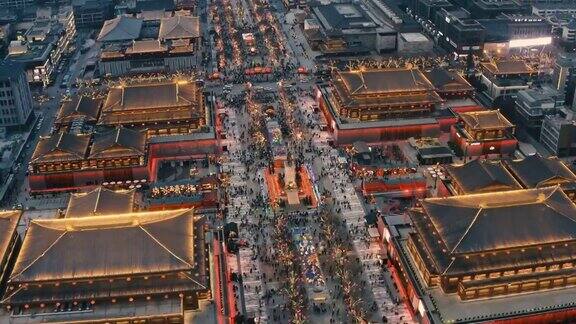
[0,0,33,10]
[304,2,397,55]
[435,8,486,54]
[552,52,576,107]
[6,7,76,86]
[480,14,552,56]
[72,0,114,29]
[540,115,576,156]
[514,86,564,132]
[0,60,33,128]
[456,0,529,19]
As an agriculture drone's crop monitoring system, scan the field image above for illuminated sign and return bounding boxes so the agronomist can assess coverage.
[509,37,552,48]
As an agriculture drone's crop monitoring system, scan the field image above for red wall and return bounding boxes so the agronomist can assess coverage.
[29,166,149,192]
[334,123,441,145]
[493,308,576,323]
[149,138,219,159]
[29,137,220,192]
[450,126,517,156]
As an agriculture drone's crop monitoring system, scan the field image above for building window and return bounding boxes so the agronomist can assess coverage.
[522,282,537,291]
[478,288,490,297]
[518,268,532,274]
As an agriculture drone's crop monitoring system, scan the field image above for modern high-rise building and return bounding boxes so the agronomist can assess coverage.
[0,60,33,129]
[0,0,33,10]
[552,52,576,108]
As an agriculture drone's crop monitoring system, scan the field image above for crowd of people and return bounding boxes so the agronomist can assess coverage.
[216,79,416,323]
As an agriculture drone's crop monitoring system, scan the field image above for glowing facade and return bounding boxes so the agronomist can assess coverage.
[450,110,518,157]
[1,209,211,323]
[317,67,474,144]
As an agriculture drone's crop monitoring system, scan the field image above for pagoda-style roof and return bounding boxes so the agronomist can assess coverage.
[65,187,135,218]
[410,187,576,274]
[459,110,513,130]
[126,39,168,54]
[56,96,102,124]
[9,209,197,283]
[420,187,576,254]
[89,128,146,159]
[411,187,576,275]
[97,16,142,42]
[480,60,534,75]
[331,68,443,110]
[99,81,201,125]
[158,15,200,40]
[31,133,91,163]
[505,154,576,189]
[0,210,21,266]
[445,159,522,194]
[423,68,474,93]
[336,68,435,95]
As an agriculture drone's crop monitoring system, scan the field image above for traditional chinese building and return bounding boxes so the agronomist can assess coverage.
[1,209,212,323]
[423,68,475,99]
[504,154,576,198]
[98,13,201,77]
[28,128,148,191]
[330,68,442,121]
[100,81,207,136]
[65,187,136,218]
[29,77,220,192]
[55,95,103,128]
[317,68,450,144]
[443,159,522,195]
[450,109,518,157]
[386,187,576,323]
[0,211,21,292]
[480,60,536,100]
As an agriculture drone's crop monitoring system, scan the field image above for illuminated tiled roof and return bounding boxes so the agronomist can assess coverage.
[9,209,197,282]
[55,96,102,124]
[423,68,474,93]
[336,68,435,95]
[31,133,91,163]
[103,82,197,111]
[418,187,576,254]
[99,81,202,125]
[65,187,135,218]
[158,15,200,40]
[89,128,146,159]
[446,159,522,194]
[459,109,513,129]
[97,16,143,42]
[126,39,168,54]
[505,155,576,189]
[481,60,534,75]
[331,68,443,110]
[0,211,21,270]
[410,187,576,276]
